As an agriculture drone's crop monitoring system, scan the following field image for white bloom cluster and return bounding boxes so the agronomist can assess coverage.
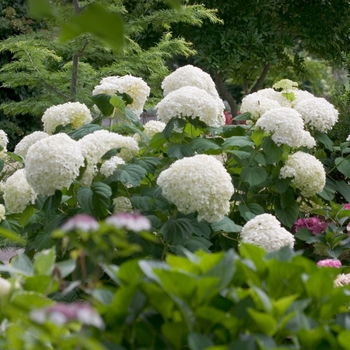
[161,65,219,98]
[334,273,350,287]
[100,156,125,177]
[240,92,281,119]
[156,86,225,127]
[294,97,339,132]
[240,213,295,252]
[42,102,92,135]
[78,130,139,185]
[25,134,84,196]
[157,154,234,223]
[93,75,150,117]
[0,130,9,159]
[256,107,316,148]
[0,204,5,221]
[280,151,326,197]
[4,169,36,213]
[290,90,314,107]
[14,131,49,158]
[143,120,166,138]
[113,196,133,213]
[255,88,291,107]
[273,79,298,92]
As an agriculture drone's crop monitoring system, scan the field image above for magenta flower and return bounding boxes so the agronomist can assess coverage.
[344,203,350,210]
[105,212,151,232]
[30,302,104,329]
[60,214,100,232]
[317,259,342,268]
[293,217,327,235]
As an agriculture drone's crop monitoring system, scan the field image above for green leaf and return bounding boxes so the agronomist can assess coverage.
[313,130,333,151]
[56,259,76,278]
[59,4,124,54]
[233,112,251,121]
[68,123,103,140]
[0,227,25,244]
[132,157,161,174]
[164,0,182,9]
[91,94,114,116]
[149,132,167,150]
[110,95,125,111]
[166,144,195,159]
[77,182,112,218]
[336,180,350,202]
[222,136,254,149]
[162,118,185,139]
[188,333,214,350]
[28,0,56,19]
[183,237,212,252]
[106,164,146,187]
[211,216,242,233]
[294,228,313,241]
[335,157,350,177]
[274,197,299,228]
[190,138,221,153]
[262,136,283,163]
[338,331,350,350]
[42,190,62,215]
[125,108,142,127]
[19,206,36,227]
[33,248,56,275]
[7,152,23,163]
[247,309,276,336]
[160,217,194,244]
[11,254,33,276]
[101,148,122,160]
[240,166,267,187]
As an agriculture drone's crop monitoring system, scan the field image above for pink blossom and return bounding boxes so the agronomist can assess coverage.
[106,212,151,232]
[293,217,327,235]
[344,203,350,210]
[317,259,342,268]
[60,214,99,232]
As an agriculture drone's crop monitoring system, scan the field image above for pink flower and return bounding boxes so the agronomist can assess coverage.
[60,214,99,232]
[317,259,342,268]
[344,203,350,210]
[30,302,104,329]
[105,212,151,232]
[294,217,327,235]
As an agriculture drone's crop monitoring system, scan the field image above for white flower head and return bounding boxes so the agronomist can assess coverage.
[256,107,316,148]
[0,130,9,160]
[113,196,133,213]
[161,65,219,98]
[93,75,150,117]
[0,204,5,221]
[294,97,339,132]
[273,79,298,92]
[240,213,295,252]
[100,156,125,177]
[25,134,84,196]
[156,86,225,127]
[157,154,234,223]
[290,90,314,107]
[106,212,151,232]
[14,131,49,158]
[78,130,139,185]
[280,151,326,197]
[42,102,92,135]
[256,88,291,107]
[240,92,282,120]
[4,169,36,213]
[143,120,166,138]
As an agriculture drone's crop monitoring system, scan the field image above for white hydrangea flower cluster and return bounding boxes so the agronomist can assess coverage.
[256,107,316,148]
[25,134,84,196]
[290,89,314,107]
[280,151,326,197]
[294,97,339,132]
[272,79,298,92]
[0,130,9,159]
[14,131,49,158]
[92,75,150,117]
[0,204,5,221]
[78,130,139,185]
[3,169,36,213]
[143,120,166,138]
[161,64,219,98]
[240,213,295,252]
[240,92,282,119]
[113,196,133,213]
[334,273,350,287]
[42,102,92,135]
[100,156,125,177]
[157,154,234,223]
[156,86,225,127]
[255,88,292,107]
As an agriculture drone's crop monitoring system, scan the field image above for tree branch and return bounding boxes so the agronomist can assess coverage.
[70,39,89,98]
[250,63,270,93]
[214,73,238,116]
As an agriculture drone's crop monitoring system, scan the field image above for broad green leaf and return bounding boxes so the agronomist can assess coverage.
[91,94,114,116]
[125,107,142,127]
[250,128,265,146]
[77,182,112,217]
[110,95,125,111]
[336,180,350,202]
[190,138,221,152]
[233,112,251,121]
[211,216,242,233]
[238,203,265,221]
[313,130,333,151]
[294,228,313,241]
[28,0,57,18]
[166,143,195,159]
[11,291,55,310]
[19,205,36,227]
[247,309,277,336]
[132,157,162,174]
[42,190,62,215]
[33,248,56,275]
[68,123,103,140]
[6,152,23,163]
[162,117,185,139]
[335,157,350,177]
[222,136,254,149]
[188,333,214,350]
[59,4,124,54]
[240,166,267,186]
[338,331,350,350]
[0,227,25,244]
[160,217,194,244]
[56,259,77,278]
[164,0,182,9]
[11,254,33,276]
[274,196,299,228]
[23,276,58,294]
[101,148,122,160]
[106,164,146,187]
[262,136,283,163]
[226,149,251,159]
[183,237,212,252]
[149,132,167,150]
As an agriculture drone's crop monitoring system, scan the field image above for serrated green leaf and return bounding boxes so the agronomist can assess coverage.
[106,164,146,187]
[274,197,299,228]
[160,217,194,244]
[190,138,221,152]
[34,248,56,275]
[240,166,267,186]
[336,180,350,202]
[166,144,195,159]
[222,136,254,149]
[68,123,103,140]
[101,148,122,160]
[91,94,114,116]
[211,216,242,233]
[313,130,333,151]
[132,157,162,174]
[262,136,283,163]
[335,157,350,177]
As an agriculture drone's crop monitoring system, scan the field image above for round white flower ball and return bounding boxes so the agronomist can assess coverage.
[256,107,316,148]
[143,120,166,138]
[161,65,219,98]
[255,88,292,107]
[25,134,84,196]
[113,196,133,213]
[280,151,326,197]
[93,75,150,117]
[0,204,5,221]
[42,102,92,135]
[100,156,125,177]
[240,213,295,252]
[294,97,339,132]
[157,154,234,223]
[240,92,282,120]
[14,131,49,158]
[0,130,9,159]
[4,169,36,213]
[156,86,225,127]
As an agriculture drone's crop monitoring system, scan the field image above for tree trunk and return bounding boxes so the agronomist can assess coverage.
[250,63,270,93]
[214,73,238,116]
